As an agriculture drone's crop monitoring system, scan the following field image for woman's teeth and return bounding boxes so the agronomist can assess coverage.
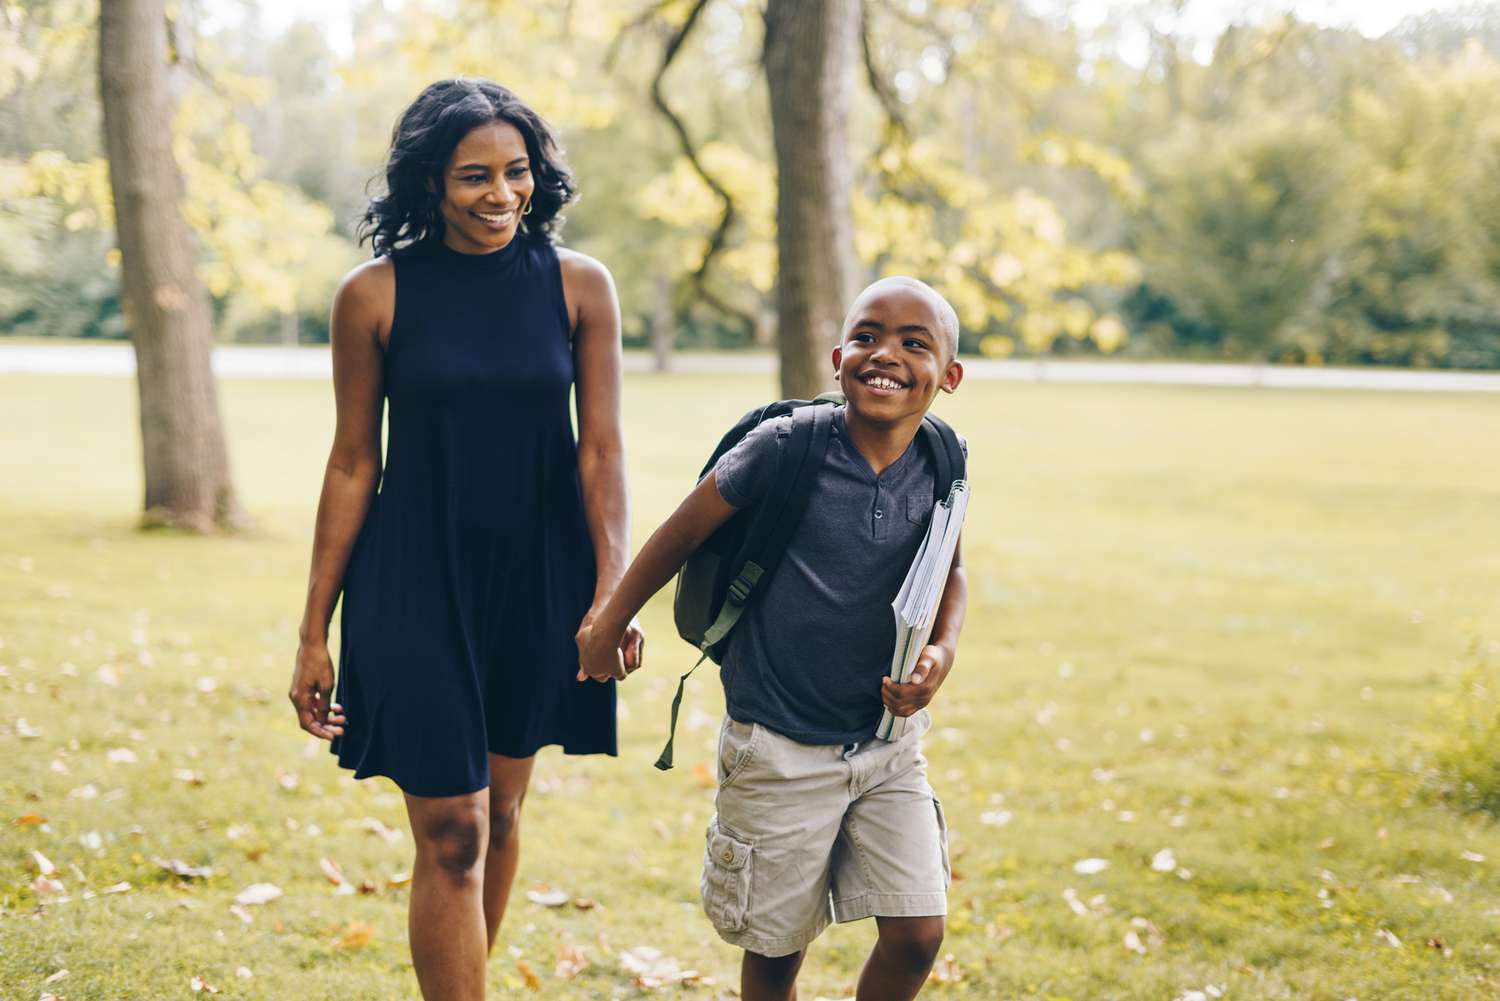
[473,209,514,225]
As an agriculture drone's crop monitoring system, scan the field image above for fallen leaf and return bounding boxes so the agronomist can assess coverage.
[1073,858,1110,875]
[387,871,412,889]
[234,883,283,906]
[979,809,1012,827]
[359,879,378,895]
[331,920,374,950]
[619,946,700,988]
[32,850,57,875]
[527,887,569,908]
[516,958,541,990]
[236,966,253,979]
[190,975,220,993]
[100,881,133,895]
[572,897,599,910]
[229,904,254,924]
[14,814,45,826]
[154,857,213,880]
[319,857,347,886]
[1461,850,1485,863]
[106,747,138,764]
[33,875,66,898]
[1150,848,1177,872]
[555,943,588,980]
[360,817,401,843]
[929,952,962,983]
[43,969,69,984]
[1062,887,1088,916]
[1376,927,1403,949]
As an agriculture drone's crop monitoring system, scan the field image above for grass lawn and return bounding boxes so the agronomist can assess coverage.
[3,371,1500,1000]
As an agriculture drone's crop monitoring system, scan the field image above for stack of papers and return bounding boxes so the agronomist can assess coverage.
[877,480,969,741]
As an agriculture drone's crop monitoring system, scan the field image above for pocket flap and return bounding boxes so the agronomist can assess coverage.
[707,828,751,871]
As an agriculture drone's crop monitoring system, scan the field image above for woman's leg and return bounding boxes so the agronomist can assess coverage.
[482,753,536,949]
[404,790,491,1001]
[742,948,805,1001]
[856,915,945,1001]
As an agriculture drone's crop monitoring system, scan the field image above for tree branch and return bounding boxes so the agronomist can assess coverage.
[647,0,757,337]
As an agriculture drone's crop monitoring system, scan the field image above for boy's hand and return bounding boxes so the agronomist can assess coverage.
[576,618,638,683]
[881,644,952,717]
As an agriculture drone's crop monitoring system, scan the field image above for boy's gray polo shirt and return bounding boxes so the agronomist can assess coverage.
[712,406,957,745]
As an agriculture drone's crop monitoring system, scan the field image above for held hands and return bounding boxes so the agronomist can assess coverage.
[881,644,952,718]
[575,612,645,683]
[289,642,347,740]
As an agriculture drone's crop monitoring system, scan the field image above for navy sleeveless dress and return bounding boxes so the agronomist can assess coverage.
[330,235,615,798]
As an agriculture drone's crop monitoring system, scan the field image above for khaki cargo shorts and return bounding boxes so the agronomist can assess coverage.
[699,711,951,958]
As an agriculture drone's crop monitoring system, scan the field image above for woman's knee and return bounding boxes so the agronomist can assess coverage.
[877,915,945,971]
[488,789,525,844]
[413,802,488,882]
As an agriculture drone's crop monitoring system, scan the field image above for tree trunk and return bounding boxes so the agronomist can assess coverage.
[763,0,861,400]
[98,0,243,531]
[651,274,674,373]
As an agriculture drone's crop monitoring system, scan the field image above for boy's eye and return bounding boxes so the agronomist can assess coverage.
[904,339,929,350]
[852,332,874,343]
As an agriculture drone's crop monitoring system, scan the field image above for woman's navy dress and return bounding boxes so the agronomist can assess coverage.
[330,235,614,798]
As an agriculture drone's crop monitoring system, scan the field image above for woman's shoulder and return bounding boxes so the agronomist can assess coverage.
[337,256,396,304]
[554,246,613,288]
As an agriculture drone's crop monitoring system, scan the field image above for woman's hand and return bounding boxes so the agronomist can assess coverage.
[289,641,347,740]
[575,611,643,683]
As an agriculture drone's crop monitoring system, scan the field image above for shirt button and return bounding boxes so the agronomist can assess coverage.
[874,509,884,519]
[721,849,734,863]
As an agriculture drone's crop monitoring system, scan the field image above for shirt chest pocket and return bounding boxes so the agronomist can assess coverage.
[906,494,933,525]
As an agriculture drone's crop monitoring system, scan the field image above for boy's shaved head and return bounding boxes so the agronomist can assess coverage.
[845,276,961,361]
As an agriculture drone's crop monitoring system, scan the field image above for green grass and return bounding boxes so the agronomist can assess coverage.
[3,372,1500,1000]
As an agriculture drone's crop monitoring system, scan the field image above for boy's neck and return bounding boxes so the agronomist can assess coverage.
[842,406,925,476]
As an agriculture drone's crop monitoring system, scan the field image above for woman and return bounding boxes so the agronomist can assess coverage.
[288,78,642,1000]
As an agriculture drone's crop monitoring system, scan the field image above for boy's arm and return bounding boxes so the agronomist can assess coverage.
[882,535,968,717]
[577,471,739,682]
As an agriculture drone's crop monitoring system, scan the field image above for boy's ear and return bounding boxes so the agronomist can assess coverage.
[940,359,964,394]
[831,345,843,372]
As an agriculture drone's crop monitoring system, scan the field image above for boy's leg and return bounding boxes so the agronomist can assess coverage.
[742,948,806,1001]
[856,915,944,1001]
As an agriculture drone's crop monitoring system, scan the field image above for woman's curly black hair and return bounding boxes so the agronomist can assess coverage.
[359,79,577,256]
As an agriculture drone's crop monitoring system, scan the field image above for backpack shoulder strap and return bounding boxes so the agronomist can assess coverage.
[919,413,965,501]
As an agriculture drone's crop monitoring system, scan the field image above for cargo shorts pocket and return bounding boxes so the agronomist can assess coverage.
[933,798,952,889]
[700,817,753,932]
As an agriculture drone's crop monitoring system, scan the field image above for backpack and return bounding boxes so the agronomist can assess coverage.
[654,391,967,770]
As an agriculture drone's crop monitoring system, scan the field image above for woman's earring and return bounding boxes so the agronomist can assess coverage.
[523,201,533,216]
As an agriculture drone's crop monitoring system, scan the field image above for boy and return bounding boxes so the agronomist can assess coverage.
[579,276,967,1001]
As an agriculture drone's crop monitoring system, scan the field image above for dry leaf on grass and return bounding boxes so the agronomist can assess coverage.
[14,813,45,826]
[331,920,375,950]
[360,817,402,843]
[32,850,56,875]
[43,969,68,984]
[1376,927,1403,949]
[387,871,412,888]
[189,975,220,993]
[155,857,213,880]
[526,886,568,907]
[1123,917,1164,955]
[319,857,355,894]
[33,875,66,899]
[229,904,254,924]
[1073,858,1109,875]
[619,946,700,988]
[555,943,588,980]
[516,959,541,990]
[106,747,137,764]
[1150,848,1177,872]
[572,897,599,910]
[234,883,283,906]
[235,966,253,979]
[929,953,962,983]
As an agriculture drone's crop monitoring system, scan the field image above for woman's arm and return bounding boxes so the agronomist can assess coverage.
[289,259,392,740]
[560,249,642,663]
